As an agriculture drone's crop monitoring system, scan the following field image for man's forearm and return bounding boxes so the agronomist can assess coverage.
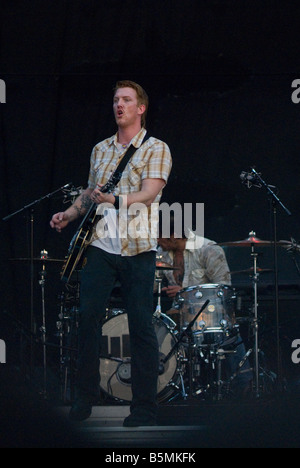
[65,189,93,221]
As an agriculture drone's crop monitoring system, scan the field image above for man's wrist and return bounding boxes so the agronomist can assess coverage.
[113,195,120,210]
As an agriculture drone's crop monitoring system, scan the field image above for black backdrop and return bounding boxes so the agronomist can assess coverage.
[1,1,300,388]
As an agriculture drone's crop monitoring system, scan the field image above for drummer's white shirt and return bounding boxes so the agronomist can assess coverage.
[158,232,232,288]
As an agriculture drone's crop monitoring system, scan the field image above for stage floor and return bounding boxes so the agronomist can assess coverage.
[1,363,300,448]
[57,396,300,448]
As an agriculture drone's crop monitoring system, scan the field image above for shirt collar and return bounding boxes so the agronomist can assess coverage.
[112,127,147,149]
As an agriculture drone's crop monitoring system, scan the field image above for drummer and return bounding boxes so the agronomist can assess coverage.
[157,215,253,397]
[157,231,231,299]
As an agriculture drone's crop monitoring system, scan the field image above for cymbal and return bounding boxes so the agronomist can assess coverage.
[231,267,274,275]
[218,234,276,247]
[10,257,64,263]
[156,261,180,270]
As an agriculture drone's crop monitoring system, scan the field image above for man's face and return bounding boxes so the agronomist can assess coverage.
[113,87,144,128]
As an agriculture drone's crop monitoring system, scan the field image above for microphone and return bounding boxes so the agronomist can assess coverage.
[240,171,262,188]
[62,185,83,202]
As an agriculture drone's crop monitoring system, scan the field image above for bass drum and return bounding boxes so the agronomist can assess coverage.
[99,311,183,403]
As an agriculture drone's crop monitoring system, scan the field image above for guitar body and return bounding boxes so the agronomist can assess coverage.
[60,202,98,283]
[61,176,116,283]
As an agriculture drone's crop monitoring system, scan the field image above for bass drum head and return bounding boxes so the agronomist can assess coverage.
[99,312,181,403]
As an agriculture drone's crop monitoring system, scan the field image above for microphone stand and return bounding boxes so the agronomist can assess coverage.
[2,183,72,379]
[249,168,291,392]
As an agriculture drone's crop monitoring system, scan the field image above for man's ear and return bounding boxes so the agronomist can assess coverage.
[138,103,146,115]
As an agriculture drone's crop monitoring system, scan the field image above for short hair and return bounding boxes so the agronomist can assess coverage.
[114,80,149,127]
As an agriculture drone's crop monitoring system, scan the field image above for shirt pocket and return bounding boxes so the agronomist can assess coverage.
[127,159,147,187]
[93,161,115,186]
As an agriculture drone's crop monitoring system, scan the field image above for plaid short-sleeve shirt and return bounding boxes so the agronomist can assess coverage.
[88,128,172,256]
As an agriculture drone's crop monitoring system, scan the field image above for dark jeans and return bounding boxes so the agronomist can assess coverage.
[77,246,158,416]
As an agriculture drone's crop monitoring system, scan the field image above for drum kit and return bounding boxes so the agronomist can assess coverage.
[9,233,299,404]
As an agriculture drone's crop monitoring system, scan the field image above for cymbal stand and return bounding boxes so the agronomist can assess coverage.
[38,249,48,399]
[153,270,163,318]
[251,244,260,398]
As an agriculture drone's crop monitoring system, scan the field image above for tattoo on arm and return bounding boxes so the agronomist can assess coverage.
[72,193,92,218]
[80,194,92,211]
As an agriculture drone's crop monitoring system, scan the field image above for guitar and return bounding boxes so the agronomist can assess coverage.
[60,176,119,283]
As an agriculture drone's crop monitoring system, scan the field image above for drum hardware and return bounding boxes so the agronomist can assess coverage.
[56,286,80,402]
[38,249,49,399]
[154,270,163,318]
[224,234,261,398]
[217,234,291,249]
[3,182,72,380]
[154,255,180,318]
[231,267,274,275]
[249,242,260,398]
[162,299,210,400]
[240,168,292,393]
[155,260,180,271]
[219,228,291,397]
[10,257,65,264]
[190,340,239,400]
[214,347,239,400]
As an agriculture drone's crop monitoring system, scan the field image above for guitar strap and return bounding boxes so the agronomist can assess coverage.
[110,132,151,186]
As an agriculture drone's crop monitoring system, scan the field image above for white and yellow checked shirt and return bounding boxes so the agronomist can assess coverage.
[88,128,172,256]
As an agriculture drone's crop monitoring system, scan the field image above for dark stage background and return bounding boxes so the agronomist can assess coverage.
[1,1,300,395]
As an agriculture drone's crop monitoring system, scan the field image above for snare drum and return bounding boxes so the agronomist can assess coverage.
[174,284,236,345]
[99,310,184,403]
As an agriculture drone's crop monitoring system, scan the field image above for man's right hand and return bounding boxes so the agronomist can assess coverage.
[162,285,182,298]
[50,212,70,232]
